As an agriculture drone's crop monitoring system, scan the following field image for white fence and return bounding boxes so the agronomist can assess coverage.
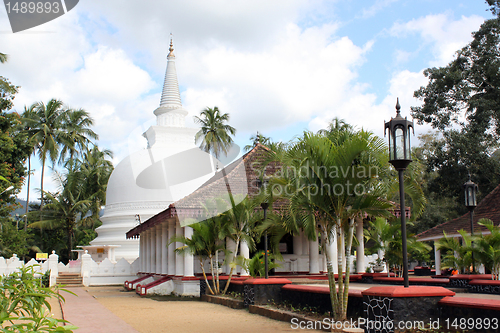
[0,250,140,287]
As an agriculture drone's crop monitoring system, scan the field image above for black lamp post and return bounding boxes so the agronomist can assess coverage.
[257,178,270,279]
[463,175,478,273]
[384,98,414,288]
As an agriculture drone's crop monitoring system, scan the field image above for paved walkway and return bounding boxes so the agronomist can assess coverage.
[58,283,500,332]
[61,287,139,333]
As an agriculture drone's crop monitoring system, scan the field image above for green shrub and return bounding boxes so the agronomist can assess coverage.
[0,265,77,332]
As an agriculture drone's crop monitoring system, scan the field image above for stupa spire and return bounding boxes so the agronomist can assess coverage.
[159,34,182,109]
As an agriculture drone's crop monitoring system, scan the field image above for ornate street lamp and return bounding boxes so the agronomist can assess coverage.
[257,178,270,279]
[384,98,414,288]
[463,175,478,273]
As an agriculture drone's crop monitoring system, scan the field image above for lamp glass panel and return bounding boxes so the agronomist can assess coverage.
[395,127,404,160]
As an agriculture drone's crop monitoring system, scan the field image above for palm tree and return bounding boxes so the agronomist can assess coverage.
[170,213,226,294]
[475,218,500,280]
[29,165,91,260]
[437,229,474,273]
[244,132,271,152]
[25,99,66,209]
[58,108,98,163]
[218,195,259,294]
[0,53,7,63]
[25,100,97,209]
[20,105,37,228]
[264,128,394,320]
[78,146,113,230]
[194,107,236,159]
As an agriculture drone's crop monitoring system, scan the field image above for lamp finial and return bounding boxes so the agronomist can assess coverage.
[396,98,401,116]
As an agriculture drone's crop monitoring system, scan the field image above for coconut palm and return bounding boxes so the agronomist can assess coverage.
[78,145,113,230]
[20,105,37,227]
[194,106,236,159]
[58,108,98,163]
[244,132,271,152]
[25,100,97,209]
[264,128,394,320]
[25,99,66,209]
[29,165,91,260]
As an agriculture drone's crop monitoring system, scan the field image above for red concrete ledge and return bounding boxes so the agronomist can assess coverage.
[450,274,493,280]
[282,284,363,297]
[307,274,362,281]
[362,286,455,297]
[243,278,292,285]
[362,272,396,277]
[469,279,500,285]
[439,296,500,311]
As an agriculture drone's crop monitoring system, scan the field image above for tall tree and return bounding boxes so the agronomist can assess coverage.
[0,66,31,219]
[78,145,113,230]
[25,99,97,209]
[243,132,271,152]
[264,127,394,320]
[194,106,236,159]
[29,165,90,260]
[411,17,500,210]
[412,18,500,139]
[58,108,98,163]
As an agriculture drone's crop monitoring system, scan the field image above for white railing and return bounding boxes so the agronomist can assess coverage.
[0,250,140,287]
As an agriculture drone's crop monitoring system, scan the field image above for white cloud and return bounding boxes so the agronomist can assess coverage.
[390,13,485,66]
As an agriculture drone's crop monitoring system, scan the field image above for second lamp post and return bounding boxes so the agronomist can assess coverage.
[385,98,414,288]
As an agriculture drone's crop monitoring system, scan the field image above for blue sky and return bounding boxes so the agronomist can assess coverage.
[0,0,494,201]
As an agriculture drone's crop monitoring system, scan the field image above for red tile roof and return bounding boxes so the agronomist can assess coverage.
[417,183,500,241]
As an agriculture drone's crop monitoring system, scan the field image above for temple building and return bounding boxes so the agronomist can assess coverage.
[89,39,217,263]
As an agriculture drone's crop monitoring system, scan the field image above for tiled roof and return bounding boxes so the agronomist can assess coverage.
[126,144,278,238]
[417,183,500,241]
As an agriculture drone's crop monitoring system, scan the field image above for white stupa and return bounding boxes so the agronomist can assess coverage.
[90,39,216,262]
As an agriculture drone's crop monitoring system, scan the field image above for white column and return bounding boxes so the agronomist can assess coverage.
[293,232,303,255]
[175,222,184,276]
[139,235,144,272]
[145,230,151,273]
[48,251,59,287]
[162,223,168,275]
[168,222,176,276]
[184,226,194,277]
[356,218,365,274]
[150,227,156,274]
[434,241,441,275]
[156,224,162,275]
[225,238,237,274]
[309,235,320,274]
[240,240,250,276]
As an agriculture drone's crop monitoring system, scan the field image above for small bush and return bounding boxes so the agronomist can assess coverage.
[0,265,77,332]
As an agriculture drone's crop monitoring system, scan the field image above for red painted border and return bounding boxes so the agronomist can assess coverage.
[439,296,500,311]
[469,279,500,286]
[362,286,455,297]
[243,278,292,285]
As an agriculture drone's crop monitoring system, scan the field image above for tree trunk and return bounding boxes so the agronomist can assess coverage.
[40,158,45,210]
[336,220,344,317]
[222,237,240,294]
[324,224,341,319]
[200,259,214,295]
[24,155,31,232]
[342,218,355,317]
